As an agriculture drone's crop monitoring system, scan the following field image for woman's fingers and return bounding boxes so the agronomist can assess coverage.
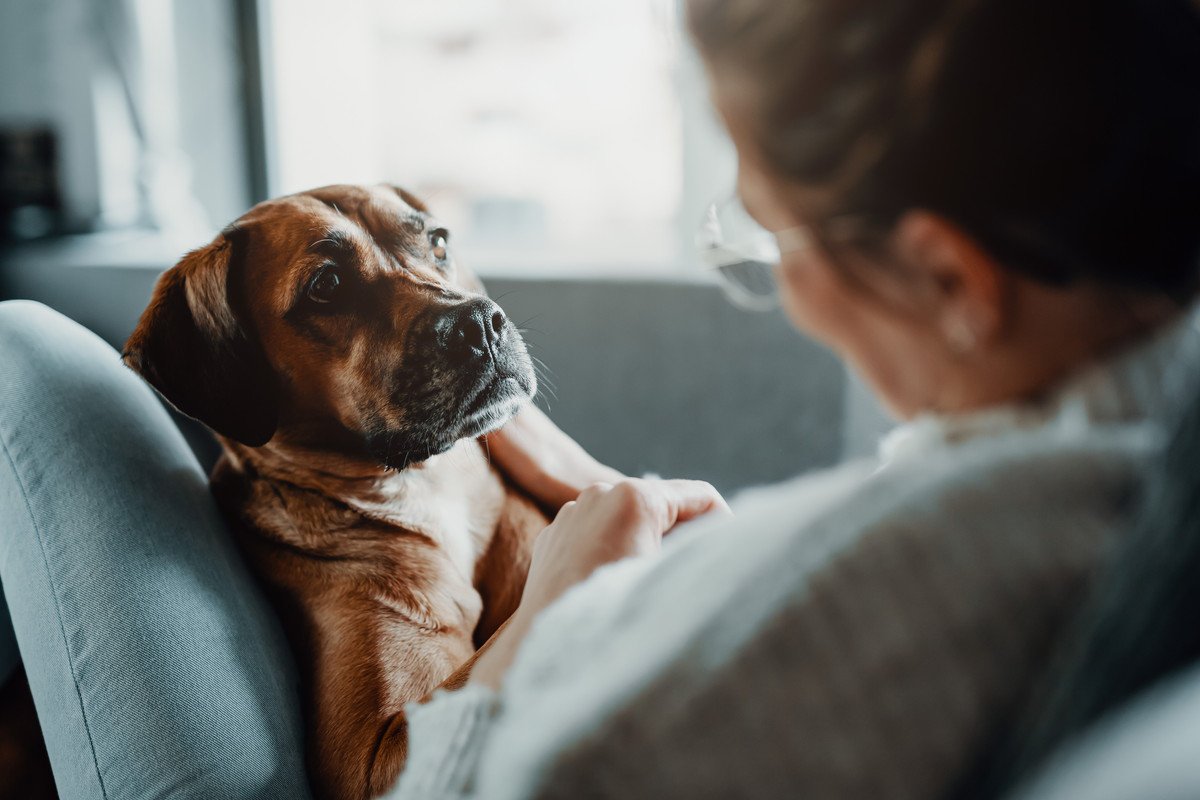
[575,478,729,531]
[658,479,732,527]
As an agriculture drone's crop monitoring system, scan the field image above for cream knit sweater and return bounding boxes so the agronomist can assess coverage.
[386,314,1199,800]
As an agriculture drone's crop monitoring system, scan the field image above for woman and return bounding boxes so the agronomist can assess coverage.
[387,0,1200,798]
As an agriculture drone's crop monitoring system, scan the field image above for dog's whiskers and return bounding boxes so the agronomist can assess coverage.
[530,357,553,376]
[533,370,558,400]
[528,355,559,400]
[515,313,544,329]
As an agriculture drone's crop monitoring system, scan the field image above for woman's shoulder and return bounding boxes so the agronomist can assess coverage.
[841,421,1156,581]
[736,416,1160,545]
[870,420,1157,522]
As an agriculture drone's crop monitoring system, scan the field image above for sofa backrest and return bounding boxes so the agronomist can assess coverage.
[485,276,846,492]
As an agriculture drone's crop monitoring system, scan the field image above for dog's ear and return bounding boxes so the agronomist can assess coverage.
[123,231,279,446]
[385,184,429,214]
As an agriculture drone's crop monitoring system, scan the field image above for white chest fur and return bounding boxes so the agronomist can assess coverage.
[341,440,506,583]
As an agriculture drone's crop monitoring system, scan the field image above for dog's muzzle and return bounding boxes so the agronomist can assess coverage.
[434,297,535,424]
[374,298,536,468]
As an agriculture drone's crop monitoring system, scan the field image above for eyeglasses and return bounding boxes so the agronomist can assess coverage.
[696,196,815,312]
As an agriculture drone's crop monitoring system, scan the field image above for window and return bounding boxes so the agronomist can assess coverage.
[263,0,733,274]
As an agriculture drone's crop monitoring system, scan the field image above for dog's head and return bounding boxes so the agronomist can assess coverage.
[123,184,536,469]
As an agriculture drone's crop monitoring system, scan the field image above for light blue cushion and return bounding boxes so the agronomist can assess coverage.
[0,300,311,799]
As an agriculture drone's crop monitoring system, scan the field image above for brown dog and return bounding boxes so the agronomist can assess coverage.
[123,184,549,800]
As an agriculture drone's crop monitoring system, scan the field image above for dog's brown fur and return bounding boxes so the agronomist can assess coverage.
[123,184,548,800]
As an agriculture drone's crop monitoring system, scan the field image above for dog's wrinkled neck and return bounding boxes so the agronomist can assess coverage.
[225,435,391,483]
[220,434,484,504]
[220,434,507,580]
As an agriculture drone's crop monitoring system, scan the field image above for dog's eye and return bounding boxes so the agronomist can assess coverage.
[307,267,341,304]
[430,229,450,263]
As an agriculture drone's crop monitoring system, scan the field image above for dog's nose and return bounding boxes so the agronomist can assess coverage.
[441,299,507,361]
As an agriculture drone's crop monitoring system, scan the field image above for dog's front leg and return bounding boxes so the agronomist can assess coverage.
[471,490,548,646]
[365,619,516,796]
[307,600,480,800]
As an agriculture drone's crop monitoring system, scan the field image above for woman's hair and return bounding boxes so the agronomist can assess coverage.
[688,0,1200,300]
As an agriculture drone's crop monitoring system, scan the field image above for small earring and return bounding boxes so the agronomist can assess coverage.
[946,318,977,355]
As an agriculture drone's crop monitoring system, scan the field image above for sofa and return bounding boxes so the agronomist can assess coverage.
[0,239,1196,799]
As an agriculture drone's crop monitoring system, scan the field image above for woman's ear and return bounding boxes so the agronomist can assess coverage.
[891,210,1010,354]
[122,232,279,446]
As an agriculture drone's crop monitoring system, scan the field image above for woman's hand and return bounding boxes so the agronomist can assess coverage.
[469,478,729,689]
[518,479,730,616]
[483,405,626,514]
